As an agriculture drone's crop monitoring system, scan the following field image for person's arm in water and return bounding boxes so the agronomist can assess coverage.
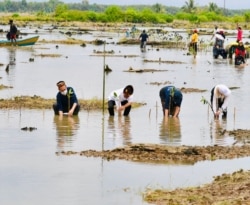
[117,102,132,112]
[68,103,77,116]
[173,106,180,117]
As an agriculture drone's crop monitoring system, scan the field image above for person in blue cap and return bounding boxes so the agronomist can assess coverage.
[159,86,183,117]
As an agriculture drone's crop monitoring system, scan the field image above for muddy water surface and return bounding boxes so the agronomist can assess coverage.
[0,27,250,205]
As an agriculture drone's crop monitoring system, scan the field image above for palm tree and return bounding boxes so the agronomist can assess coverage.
[152,3,165,13]
[182,0,196,13]
[208,2,218,12]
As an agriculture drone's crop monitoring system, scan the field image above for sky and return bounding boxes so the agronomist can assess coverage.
[50,0,249,10]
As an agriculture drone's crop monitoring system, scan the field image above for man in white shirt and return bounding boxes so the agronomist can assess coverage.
[108,85,134,116]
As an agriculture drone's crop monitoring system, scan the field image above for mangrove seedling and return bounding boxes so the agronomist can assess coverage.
[200,96,215,114]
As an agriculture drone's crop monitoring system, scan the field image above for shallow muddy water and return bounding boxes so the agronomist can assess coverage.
[0,26,250,205]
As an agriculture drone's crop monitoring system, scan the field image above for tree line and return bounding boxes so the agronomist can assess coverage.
[1,0,250,24]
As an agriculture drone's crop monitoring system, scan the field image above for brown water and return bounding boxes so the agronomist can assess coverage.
[0,26,250,205]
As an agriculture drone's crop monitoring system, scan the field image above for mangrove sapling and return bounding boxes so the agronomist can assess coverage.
[200,96,215,115]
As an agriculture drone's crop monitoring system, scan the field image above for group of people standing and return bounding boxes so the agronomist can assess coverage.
[189,23,247,64]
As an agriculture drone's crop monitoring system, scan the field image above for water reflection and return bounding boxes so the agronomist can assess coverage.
[209,119,230,145]
[107,116,131,145]
[159,117,182,144]
[8,47,16,66]
[53,115,80,151]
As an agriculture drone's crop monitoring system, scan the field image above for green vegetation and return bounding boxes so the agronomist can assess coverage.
[0,0,250,25]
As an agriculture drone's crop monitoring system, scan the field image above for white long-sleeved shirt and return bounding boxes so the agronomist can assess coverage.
[108,88,133,108]
[212,84,231,112]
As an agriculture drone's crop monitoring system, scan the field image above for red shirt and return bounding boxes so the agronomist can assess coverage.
[235,47,245,57]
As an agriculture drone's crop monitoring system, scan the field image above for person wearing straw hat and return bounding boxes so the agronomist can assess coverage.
[53,81,80,116]
[210,84,231,119]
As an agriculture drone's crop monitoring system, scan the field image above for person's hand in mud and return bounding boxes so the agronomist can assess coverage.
[214,109,222,119]
[117,105,125,112]
[68,109,74,116]
[68,103,77,116]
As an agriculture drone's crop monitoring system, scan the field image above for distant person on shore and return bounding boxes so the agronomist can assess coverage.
[53,81,80,116]
[159,86,183,117]
[210,84,231,119]
[139,30,149,51]
[108,85,134,116]
[8,19,18,46]
[189,29,198,57]
[125,29,130,38]
[131,25,136,33]
[236,23,243,42]
[131,24,136,36]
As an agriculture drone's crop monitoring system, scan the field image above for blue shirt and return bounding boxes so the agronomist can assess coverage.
[159,86,183,109]
[56,87,78,113]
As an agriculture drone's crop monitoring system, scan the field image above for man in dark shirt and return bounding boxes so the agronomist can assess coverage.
[139,30,149,51]
[9,19,18,45]
[53,81,80,116]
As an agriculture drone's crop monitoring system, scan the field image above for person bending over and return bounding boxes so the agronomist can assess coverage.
[159,86,183,117]
[53,81,80,116]
[235,41,246,65]
[108,85,134,116]
[210,84,231,119]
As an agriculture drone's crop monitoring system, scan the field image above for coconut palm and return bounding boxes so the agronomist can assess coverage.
[182,0,196,13]
[208,2,218,12]
[152,3,165,13]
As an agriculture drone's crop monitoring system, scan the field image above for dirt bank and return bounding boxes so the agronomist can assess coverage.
[144,169,250,205]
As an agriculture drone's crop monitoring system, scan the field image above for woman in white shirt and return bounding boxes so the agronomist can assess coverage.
[210,84,231,119]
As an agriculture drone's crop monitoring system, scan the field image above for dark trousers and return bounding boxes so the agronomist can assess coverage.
[210,88,227,118]
[53,103,80,115]
[235,55,245,65]
[140,41,146,49]
[108,100,131,116]
[189,42,197,53]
